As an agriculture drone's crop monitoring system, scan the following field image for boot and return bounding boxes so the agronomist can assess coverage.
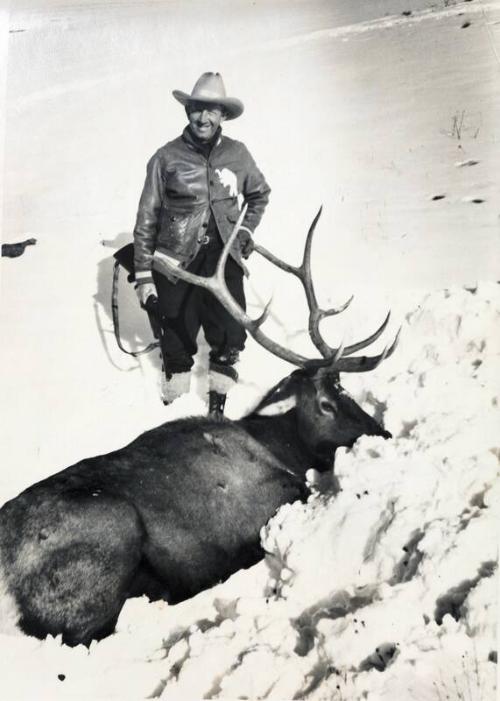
[208,351,238,419]
[209,390,226,419]
[160,371,191,406]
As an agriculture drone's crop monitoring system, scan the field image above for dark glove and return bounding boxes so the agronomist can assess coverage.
[238,229,254,259]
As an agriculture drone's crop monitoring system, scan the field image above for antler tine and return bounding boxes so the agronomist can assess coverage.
[308,296,354,359]
[341,312,391,357]
[302,205,323,296]
[334,327,401,373]
[320,296,354,319]
[301,206,333,357]
[332,338,346,364]
[213,205,246,288]
[255,207,352,359]
[253,296,273,328]
[153,207,309,368]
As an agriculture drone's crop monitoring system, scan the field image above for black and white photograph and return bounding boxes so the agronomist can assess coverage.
[0,0,499,698]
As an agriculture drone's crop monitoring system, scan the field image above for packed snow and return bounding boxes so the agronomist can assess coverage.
[1,0,499,699]
[0,283,498,700]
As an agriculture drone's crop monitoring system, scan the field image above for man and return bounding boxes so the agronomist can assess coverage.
[133,72,270,416]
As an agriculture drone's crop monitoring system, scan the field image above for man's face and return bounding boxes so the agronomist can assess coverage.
[186,101,226,142]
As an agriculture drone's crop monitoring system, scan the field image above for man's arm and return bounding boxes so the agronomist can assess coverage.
[240,146,271,236]
[133,151,164,283]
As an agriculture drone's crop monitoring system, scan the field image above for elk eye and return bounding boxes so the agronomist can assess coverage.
[319,399,337,416]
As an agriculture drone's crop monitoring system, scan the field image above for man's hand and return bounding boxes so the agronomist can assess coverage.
[238,229,254,259]
[135,281,157,308]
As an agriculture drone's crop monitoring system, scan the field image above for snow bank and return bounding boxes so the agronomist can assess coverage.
[0,283,497,700]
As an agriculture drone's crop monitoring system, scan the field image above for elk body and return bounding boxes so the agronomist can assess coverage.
[0,210,398,647]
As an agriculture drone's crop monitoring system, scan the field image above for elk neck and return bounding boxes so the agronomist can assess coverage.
[239,409,334,480]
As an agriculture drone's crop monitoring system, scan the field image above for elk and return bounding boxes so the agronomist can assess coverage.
[0,209,398,647]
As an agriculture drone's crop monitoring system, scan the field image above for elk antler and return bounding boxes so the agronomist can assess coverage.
[254,208,400,372]
[153,207,399,371]
[154,206,311,367]
[254,207,352,359]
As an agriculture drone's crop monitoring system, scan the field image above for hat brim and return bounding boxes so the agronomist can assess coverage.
[172,90,244,120]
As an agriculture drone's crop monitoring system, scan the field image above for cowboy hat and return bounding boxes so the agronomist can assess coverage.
[172,72,244,120]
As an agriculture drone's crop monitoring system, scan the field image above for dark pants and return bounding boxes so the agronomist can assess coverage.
[152,244,246,378]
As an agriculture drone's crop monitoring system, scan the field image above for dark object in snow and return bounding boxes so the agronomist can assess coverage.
[1,238,37,258]
[57,674,66,682]
[461,21,471,28]
[390,529,425,585]
[0,209,398,647]
[434,560,497,625]
[470,198,485,204]
[456,159,479,167]
[401,10,412,16]
[431,194,446,201]
[359,642,398,672]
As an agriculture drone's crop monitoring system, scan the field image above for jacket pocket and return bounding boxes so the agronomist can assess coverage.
[158,209,202,256]
[226,204,241,224]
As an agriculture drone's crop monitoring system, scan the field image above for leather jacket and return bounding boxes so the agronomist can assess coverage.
[133,127,270,278]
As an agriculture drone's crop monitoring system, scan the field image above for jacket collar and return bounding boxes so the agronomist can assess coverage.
[182,125,222,157]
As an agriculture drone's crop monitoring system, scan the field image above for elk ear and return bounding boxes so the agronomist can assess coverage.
[251,371,302,416]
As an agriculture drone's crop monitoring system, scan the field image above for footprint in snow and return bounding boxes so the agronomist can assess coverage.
[455,159,480,168]
[462,196,486,204]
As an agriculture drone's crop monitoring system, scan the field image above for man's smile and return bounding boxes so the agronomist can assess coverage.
[186,101,226,142]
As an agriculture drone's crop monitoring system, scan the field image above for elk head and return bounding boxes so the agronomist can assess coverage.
[154,206,399,462]
[254,362,392,462]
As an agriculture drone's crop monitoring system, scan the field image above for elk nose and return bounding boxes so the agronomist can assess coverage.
[368,416,392,440]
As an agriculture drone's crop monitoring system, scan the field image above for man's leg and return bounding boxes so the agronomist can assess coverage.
[201,258,247,417]
[152,270,201,405]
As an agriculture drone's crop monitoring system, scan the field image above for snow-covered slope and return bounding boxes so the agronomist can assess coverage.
[0,283,498,700]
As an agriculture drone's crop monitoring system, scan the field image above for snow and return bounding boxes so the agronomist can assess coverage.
[0,283,498,700]
[1,0,499,699]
